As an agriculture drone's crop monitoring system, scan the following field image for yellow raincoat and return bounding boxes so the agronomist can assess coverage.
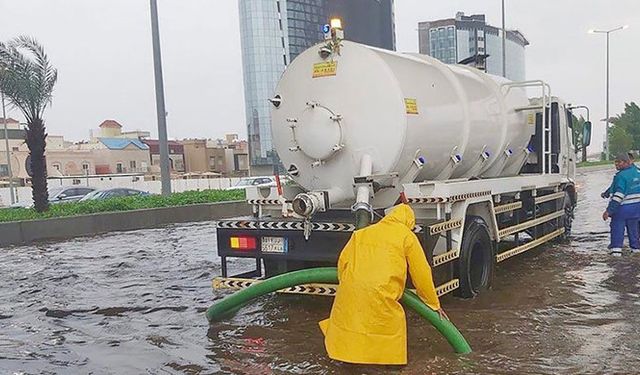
[319,204,441,365]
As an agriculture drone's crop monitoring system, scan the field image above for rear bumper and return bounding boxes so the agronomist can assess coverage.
[216,217,352,263]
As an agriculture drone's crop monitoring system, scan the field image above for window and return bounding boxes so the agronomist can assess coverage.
[76,188,94,196]
[130,160,136,169]
[0,164,8,177]
[64,188,80,197]
[116,163,123,173]
[82,163,89,170]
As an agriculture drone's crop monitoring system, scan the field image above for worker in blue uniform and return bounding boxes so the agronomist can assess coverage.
[602,153,640,256]
[601,152,638,199]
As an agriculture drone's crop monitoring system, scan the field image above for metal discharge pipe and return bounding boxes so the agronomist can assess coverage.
[353,154,372,229]
[206,267,472,354]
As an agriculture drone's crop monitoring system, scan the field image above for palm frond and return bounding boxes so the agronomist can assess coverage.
[0,36,58,123]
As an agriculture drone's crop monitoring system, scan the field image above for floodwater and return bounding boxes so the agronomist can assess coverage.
[2,167,640,374]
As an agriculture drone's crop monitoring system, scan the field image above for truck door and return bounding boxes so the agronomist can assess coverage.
[564,106,576,179]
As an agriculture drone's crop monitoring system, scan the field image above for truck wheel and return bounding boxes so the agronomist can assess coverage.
[558,191,575,240]
[455,216,494,298]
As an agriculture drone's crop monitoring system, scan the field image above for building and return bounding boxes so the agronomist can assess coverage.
[89,120,150,142]
[2,119,152,183]
[85,138,149,175]
[181,139,208,173]
[206,135,250,177]
[143,139,185,173]
[418,12,528,81]
[239,0,396,174]
[45,120,150,177]
[180,134,249,177]
[0,118,25,179]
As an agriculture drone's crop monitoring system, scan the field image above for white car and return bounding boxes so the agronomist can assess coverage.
[225,176,277,191]
[10,186,96,208]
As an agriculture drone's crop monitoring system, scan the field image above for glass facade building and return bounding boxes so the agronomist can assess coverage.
[239,0,396,172]
[418,12,528,81]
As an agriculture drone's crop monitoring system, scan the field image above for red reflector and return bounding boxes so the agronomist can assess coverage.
[230,236,257,250]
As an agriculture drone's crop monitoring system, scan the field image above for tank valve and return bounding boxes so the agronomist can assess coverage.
[292,192,327,217]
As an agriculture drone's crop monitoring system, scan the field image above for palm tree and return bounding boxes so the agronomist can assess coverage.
[0,36,58,212]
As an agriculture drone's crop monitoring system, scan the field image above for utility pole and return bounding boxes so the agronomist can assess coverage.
[606,31,610,160]
[501,0,506,78]
[589,25,628,160]
[1,90,16,205]
[150,0,171,195]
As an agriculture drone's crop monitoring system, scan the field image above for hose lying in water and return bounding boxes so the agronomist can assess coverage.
[206,267,472,354]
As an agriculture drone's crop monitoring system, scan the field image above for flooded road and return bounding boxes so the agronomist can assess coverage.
[2,167,640,374]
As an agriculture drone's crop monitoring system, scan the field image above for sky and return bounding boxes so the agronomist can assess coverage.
[1,0,639,152]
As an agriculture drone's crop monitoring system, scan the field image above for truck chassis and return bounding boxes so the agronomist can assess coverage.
[214,173,575,299]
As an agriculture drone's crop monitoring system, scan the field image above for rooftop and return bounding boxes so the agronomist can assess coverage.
[99,120,123,129]
[98,138,149,150]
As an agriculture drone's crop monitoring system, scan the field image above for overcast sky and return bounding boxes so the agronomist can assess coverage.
[1,1,639,152]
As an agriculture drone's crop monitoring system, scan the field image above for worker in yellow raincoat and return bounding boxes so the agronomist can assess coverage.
[319,204,446,365]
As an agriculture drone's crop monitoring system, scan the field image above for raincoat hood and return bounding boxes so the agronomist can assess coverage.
[381,204,415,230]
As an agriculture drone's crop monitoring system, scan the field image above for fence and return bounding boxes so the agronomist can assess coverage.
[0,176,244,207]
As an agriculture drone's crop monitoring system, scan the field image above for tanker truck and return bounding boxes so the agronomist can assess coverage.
[214,27,592,299]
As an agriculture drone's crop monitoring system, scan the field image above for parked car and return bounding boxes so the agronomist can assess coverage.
[225,176,277,191]
[79,188,150,201]
[10,186,96,208]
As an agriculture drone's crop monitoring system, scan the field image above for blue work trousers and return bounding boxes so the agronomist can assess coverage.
[609,203,640,249]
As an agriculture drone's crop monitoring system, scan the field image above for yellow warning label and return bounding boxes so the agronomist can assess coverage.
[527,113,535,125]
[312,61,338,78]
[405,98,419,115]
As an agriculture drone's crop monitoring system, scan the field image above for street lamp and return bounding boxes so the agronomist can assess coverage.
[149,0,171,195]
[588,25,629,160]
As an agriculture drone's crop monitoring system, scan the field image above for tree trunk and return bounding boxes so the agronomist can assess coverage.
[25,118,49,212]
[581,145,587,163]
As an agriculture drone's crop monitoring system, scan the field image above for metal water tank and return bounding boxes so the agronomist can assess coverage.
[271,41,532,207]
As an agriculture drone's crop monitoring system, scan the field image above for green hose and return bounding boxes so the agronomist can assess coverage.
[206,267,471,354]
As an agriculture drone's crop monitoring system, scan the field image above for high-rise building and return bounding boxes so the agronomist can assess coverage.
[418,12,528,81]
[239,0,396,174]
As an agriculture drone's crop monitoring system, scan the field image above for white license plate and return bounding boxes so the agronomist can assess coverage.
[261,237,288,253]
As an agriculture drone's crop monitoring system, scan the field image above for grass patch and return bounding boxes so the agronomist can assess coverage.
[0,189,245,223]
[577,160,613,168]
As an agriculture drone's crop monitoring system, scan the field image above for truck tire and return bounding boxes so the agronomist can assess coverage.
[558,190,575,240]
[455,216,494,298]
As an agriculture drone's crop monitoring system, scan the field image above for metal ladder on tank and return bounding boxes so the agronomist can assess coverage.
[500,80,552,174]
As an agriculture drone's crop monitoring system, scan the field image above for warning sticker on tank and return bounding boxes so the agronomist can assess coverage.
[404,98,419,115]
[312,61,338,78]
[527,113,535,125]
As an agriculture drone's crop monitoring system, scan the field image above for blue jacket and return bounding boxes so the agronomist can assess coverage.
[603,163,640,198]
[607,164,640,215]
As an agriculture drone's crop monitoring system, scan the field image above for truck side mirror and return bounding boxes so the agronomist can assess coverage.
[583,121,592,147]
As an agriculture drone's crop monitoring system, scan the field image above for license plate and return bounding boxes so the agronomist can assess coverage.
[261,237,288,253]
